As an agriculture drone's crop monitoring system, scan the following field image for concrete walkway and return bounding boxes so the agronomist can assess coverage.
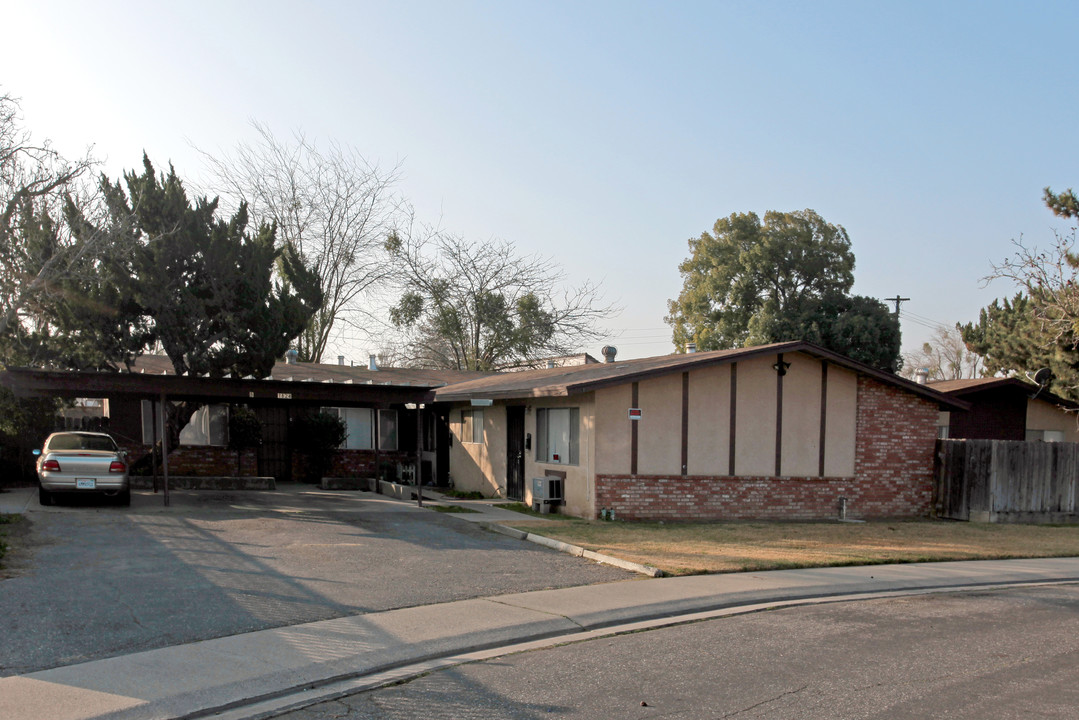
[5,487,1079,720]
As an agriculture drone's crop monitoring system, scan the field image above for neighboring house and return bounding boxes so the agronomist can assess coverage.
[1,355,485,485]
[434,341,967,521]
[929,377,1079,442]
[496,353,601,372]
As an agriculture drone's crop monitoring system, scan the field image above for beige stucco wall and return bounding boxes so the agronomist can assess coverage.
[734,355,779,476]
[823,365,857,476]
[780,358,822,477]
[595,384,633,475]
[597,352,857,480]
[447,351,863,518]
[1026,399,1079,441]
[447,404,506,497]
[446,396,597,517]
[687,364,731,475]
[523,394,597,519]
[637,373,684,475]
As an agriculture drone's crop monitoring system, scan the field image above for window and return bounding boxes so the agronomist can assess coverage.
[379,409,398,450]
[179,405,229,446]
[323,407,398,450]
[461,409,484,444]
[536,407,579,465]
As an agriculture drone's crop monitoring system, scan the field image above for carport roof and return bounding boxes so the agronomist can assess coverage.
[1,355,490,405]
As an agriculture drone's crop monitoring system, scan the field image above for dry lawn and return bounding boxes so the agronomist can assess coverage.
[503,516,1079,575]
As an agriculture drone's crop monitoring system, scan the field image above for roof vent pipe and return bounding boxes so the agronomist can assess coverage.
[601,345,617,363]
[914,367,929,385]
[369,354,378,371]
[685,342,697,353]
[285,349,299,365]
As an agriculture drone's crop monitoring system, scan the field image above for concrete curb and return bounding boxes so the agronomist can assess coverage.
[480,521,664,577]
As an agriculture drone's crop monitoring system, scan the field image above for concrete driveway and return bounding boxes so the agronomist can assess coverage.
[0,485,631,676]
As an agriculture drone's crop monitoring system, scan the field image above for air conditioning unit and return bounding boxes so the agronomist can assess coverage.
[531,477,564,514]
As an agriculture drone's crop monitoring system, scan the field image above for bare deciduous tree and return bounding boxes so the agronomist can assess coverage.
[0,92,99,359]
[198,122,401,362]
[901,325,983,381]
[383,217,616,371]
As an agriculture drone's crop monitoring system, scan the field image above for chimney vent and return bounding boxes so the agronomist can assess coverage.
[369,354,378,371]
[601,345,617,363]
[546,359,556,369]
[685,342,697,353]
[338,355,345,366]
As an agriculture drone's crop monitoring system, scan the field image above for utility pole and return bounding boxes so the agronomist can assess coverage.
[885,295,910,315]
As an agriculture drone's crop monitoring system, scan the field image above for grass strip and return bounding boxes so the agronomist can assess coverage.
[500,515,1079,576]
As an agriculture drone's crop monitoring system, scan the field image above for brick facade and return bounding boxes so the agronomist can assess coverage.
[594,375,940,521]
[119,442,258,477]
[294,449,414,481]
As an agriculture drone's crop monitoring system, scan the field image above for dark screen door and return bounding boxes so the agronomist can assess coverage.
[506,406,526,500]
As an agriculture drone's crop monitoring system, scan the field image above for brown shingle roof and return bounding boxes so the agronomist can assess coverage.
[930,376,1079,409]
[434,341,968,409]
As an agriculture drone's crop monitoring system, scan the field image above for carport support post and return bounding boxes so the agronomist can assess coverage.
[159,393,170,507]
[415,404,423,507]
[151,398,159,493]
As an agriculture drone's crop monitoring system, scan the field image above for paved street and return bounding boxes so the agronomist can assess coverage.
[0,486,630,676]
[275,583,1079,720]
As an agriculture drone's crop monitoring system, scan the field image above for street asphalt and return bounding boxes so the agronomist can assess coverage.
[2,486,1079,720]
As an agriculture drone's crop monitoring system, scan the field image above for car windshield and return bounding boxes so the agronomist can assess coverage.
[46,434,118,452]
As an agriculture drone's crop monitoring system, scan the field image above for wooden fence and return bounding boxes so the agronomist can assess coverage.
[935,439,1079,523]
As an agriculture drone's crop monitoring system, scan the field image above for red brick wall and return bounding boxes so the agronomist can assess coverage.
[594,375,940,521]
[291,449,414,481]
[120,442,258,476]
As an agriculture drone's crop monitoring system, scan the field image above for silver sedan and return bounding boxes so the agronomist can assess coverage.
[35,431,131,506]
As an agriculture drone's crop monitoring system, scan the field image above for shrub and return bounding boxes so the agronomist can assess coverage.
[289,412,347,483]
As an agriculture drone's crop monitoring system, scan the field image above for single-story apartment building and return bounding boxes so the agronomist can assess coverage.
[3,341,969,521]
[434,341,968,521]
[929,377,1079,442]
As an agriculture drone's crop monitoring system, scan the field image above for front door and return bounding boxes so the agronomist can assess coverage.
[255,406,292,482]
[506,406,526,500]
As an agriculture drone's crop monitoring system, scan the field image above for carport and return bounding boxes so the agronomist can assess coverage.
[1,356,478,505]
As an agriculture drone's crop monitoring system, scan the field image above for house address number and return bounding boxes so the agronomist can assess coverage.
[277,392,292,399]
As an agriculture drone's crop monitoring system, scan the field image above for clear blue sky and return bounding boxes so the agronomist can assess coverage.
[3,0,1077,361]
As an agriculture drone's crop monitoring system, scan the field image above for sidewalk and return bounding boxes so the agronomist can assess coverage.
[4,555,1079,720]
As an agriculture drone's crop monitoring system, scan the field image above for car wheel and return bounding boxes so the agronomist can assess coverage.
[39,485,54,506]
[116,489,131,507]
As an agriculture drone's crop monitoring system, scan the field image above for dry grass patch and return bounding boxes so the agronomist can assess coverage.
[504,517,1079,575]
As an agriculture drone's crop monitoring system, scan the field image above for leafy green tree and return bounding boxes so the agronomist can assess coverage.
[666,209,900,370]
[385,224,614,370]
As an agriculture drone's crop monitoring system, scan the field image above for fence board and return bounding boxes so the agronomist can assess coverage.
[935,439,1079,523]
